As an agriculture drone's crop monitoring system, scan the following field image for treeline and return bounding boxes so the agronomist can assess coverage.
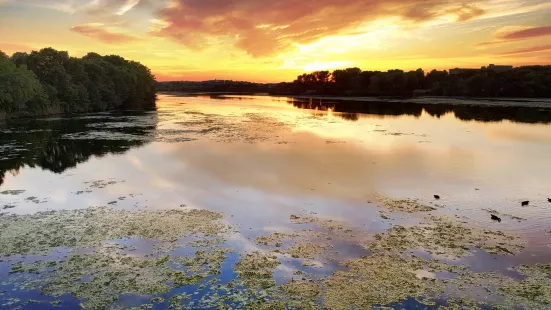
[157,80,272,93]
[289,98,551,124]
[0,48,156,118]
[272,66,551,98]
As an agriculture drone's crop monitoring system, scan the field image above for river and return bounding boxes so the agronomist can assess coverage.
[1,94,550,309]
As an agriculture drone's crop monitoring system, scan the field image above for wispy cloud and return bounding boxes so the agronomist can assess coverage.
[0,0,146,15]
[502,44,551,55]
[116,0,140,15]
[477,25,551,47]
[71,23,140,43]
[0,0,87,14]
[499,26,551,40]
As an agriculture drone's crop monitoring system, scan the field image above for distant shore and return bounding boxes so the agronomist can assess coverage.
[288,95,551,109]
[161,91,551,109]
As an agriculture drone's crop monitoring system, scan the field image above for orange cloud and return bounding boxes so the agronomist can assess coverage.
[447,4,484,22]
[499,26,551,40]
[502,44,551,55]
[153,0,488,57]
[71,24,140,43]
[478,26,551,47]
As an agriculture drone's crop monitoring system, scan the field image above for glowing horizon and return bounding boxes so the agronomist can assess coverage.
[1,0,550,82]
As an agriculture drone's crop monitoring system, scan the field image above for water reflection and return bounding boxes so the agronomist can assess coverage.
[287,97,551,124]
[0,112,157,186]
[1,94,551,309]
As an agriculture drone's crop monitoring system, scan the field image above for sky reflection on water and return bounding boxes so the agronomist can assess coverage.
[1,94,551,308]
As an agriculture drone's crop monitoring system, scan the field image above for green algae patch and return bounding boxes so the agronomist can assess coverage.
[7,244,234,309]
[285,242,328,259]
[437,298,485,309]
[323,253,444,309]
[173,247,234,275]
[290,214,344,231]
[235,251,280,289]
[0,206,237,309]
[0,207,232,256]
[0,190,26,195]
[439,264,551,309]
[377,196,436,213]
[289,215,314,224]
[85,179,120,189]
[497,264,551,309]
[379,211,391,219]
[256,232,300,246]
[281,280,320,300]
[367,216,523,258]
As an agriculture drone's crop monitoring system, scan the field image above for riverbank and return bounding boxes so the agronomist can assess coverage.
[0,107,64,121]
[1,94,551,309]
[160,91,551,109]
[290,95,551,109]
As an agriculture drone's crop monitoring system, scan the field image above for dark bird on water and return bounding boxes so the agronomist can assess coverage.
[434,195,440,200]
[491,214,501,222]
[548,198,551,203]
[522,201,529,206]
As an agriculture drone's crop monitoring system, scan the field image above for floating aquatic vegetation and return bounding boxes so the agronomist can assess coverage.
[0,190,26,195]
[173,247,233,275]
[498,264,551,309]
[324,253,445,309]
[256,232,300,246]
[281,280,320,300]
[234,251,280,289]
[0,194,542,310]
[290,214,344,231]
[379,211,391,219]
[11,246,230,309]
[85,179,121,189]
[0,207,232,256]
[377,196,436,213]
[285,242,328,259]
[252,210,537,309]
[0,204,234,309]
[367,216,523,258]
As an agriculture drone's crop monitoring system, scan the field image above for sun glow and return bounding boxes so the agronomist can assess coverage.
[303,61,352,72]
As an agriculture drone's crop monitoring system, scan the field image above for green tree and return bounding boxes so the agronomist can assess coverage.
[0,51,45,113]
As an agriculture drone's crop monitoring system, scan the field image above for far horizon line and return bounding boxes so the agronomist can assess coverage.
[156,63,551,84]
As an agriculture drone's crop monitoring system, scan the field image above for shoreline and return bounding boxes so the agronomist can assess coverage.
[288,95,551,109]
[160,91,551,109]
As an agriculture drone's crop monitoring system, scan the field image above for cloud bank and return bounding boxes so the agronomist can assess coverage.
[152,0,487,57]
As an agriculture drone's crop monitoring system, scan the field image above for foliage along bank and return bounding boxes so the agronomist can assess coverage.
[0,48,156,119]
[275,66,551,98]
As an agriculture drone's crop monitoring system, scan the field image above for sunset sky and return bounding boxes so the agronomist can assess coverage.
[0,0,550,82]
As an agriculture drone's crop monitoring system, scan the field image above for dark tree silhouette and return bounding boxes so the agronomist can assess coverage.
[0,47,156,118]
[271,66,551,98]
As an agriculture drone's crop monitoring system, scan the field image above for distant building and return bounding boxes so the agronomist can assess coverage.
[482,64,513,72]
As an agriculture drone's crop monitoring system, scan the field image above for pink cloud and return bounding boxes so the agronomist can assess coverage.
[499,26,551,40]
[477,26,551,47]
[71,24,139,43]
[502,44,551,55]
[153,0,487,57]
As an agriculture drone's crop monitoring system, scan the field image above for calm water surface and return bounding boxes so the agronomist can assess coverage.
[1,94,551,308]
